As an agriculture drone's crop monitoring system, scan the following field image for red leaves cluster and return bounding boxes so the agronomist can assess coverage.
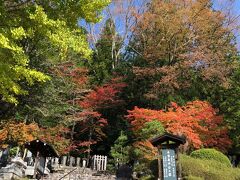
[69,78,126,152]
[126,100,231,152]
[79,78,126,109]
[75,140,98,153]
[51,62,89,88]
[76,110,108,134]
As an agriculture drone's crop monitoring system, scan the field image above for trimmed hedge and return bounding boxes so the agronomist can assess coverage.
[185,176,203,180]
[190,148,231,167]
[180,154,240,180]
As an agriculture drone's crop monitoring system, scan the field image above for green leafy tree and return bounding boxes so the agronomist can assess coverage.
[219,58,240,151]
[0,0,110,104]
[138,120,165,140]
[14,67,76,127]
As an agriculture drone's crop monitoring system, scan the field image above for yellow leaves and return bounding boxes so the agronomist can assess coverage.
[80,0,111,23]
[0,1,109,104]
[0,33,24,53]
[30,5,92,60]
[48,28,92,59]
[29,6,50,25]
[0,34,11,49]
[11,27,26,40]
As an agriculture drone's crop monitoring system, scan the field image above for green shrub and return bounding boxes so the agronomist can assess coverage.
[9,147,18,157]
[139,175,154,180]
[180,154,240,180]
[184,175,203,180]
[190,148,231,167]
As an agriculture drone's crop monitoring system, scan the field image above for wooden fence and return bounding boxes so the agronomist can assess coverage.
[50,155,107,171]
[92,155,107,171]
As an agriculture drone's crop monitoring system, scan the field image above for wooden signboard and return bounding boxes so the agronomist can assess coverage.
[150,133,186,179]
[162,149,177,180]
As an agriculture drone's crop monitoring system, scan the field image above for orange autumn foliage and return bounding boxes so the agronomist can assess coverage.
[133,140,158,160]
[126,101,232,152]
[0,121,71,155]
[38,125,71,155]
[0,121,39,148]
[132,0,237,98]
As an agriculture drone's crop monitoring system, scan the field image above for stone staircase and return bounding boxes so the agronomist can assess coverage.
[43,167,115,180]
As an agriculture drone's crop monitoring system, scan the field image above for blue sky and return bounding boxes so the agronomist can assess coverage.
[231,0,240,49]
[213,0,240,49]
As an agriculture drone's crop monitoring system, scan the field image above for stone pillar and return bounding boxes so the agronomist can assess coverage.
[76,157,81,167]
[26,150,33,166]
[52,157,59,167]
[61,156,67,166]
[55,157,59,166]
[82,158,87,168]
[69,156,75,167]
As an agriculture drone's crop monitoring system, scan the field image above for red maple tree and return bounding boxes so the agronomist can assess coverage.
[79,77,126,109]
[126,100,231,152]
[75,78,126,151]
[65,75,126,154]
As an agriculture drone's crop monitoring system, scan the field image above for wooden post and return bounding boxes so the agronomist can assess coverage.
[104,156,107,171]
[158,146,162,180]
[93,155,96,170]
[101,155,104,171]
[33,151,40,179]
[22,148,27,160]
[97,155,100,171]
[83,158,87,168]
[176,148,182,180]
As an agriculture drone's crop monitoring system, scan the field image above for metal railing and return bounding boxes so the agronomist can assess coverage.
[58,167,77,180]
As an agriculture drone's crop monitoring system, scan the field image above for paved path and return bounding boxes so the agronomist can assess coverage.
[43,167,115,180]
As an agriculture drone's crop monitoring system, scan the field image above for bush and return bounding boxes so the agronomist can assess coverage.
[180,154,240,180]
[184,176,204,180]
[9,147,18,157]
[190,148,231,167]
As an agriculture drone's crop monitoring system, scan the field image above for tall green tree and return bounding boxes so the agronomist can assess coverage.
[110,131,131,164]
[219,57,240,150]
[88,19,122,84]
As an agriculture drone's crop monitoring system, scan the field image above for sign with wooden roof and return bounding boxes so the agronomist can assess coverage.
[150,133,186,148]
